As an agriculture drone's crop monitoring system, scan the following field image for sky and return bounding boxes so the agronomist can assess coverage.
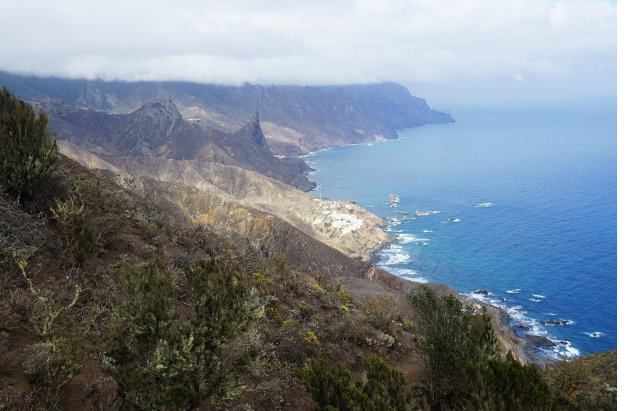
[0,0,618,106]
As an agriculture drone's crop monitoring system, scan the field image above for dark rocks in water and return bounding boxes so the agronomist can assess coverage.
[515,325,530,331]
[501,297,506,301]
[559,341,569,345]
[473,290,489,295]
[527,335,556,347]
[545,320,570,326]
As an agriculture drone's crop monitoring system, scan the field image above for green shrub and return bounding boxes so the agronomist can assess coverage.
[50,197,85,247]
[300,358,367,410]
[116,261,175,350]
[361,355,412,410]
[70,215,96,267]
[50,196,96,267]
[0,87,58,204]
[299,355,412,410]
[409,287,557,409]
[410,287,498,374]
[110,260,261,410]
[409,286,499,406]
[460,352,556,410]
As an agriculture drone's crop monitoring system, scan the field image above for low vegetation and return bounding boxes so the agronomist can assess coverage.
[544,350,617,410]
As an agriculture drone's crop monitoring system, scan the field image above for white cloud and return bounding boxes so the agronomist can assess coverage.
[0,0,616,101]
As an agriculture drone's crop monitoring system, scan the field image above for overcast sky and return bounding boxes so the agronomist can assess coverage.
[0,0,617,106]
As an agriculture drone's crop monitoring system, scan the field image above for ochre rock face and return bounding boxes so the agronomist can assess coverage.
[106,160,391,264]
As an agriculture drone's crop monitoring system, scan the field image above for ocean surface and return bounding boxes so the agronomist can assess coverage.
[306,102,616,359]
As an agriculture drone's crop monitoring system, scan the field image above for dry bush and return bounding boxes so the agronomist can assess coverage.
[22,343,50,386]
[0,330,21,377]
[328,315,371,347]
[83,377,123,411]
[94,214,125,251]
[361,295,397,334]
[545,354,616,410]
[0,390,39,411]
[0,286,36,330]
[252,377,288,410]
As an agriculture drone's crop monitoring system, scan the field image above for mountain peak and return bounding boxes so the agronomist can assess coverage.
[114,98,182,155]
[137,98,182,121]
[236,111,266,146]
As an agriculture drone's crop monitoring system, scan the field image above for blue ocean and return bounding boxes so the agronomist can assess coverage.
[306,101,616,359]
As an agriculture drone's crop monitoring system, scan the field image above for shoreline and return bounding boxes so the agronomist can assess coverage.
[302,133,564,367]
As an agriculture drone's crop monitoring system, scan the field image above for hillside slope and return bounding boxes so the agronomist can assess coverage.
[60,142,391,262]
[0,155,438,409]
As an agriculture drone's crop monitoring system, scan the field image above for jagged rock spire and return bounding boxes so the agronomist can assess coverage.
[237,110,266,146]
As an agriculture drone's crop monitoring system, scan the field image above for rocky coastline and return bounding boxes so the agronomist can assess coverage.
[305,153,551,368]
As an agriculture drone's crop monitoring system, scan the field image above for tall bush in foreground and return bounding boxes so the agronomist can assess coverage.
[0,87,58,204]
[410,286,554,409]
[300,355,412,410]
[109,260,260,410]
[410,286,499,403]
[460,353,556,410]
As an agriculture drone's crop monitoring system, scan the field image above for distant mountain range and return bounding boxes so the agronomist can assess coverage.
[0,71,453,156]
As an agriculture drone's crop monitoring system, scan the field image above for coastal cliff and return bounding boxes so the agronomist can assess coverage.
[0,71,454,156]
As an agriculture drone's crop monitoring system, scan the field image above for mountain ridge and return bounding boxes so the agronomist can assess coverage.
[0,71,454,155]
[45,99,316,191]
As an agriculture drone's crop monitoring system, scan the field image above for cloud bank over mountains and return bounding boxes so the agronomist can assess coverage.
[0,0,616,102]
